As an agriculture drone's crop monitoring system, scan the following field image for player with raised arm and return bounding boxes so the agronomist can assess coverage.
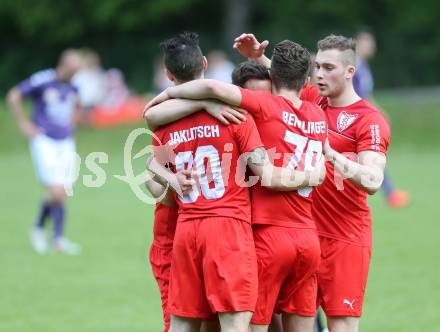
[145,40,328,332]
[234,33,390,332]
[143,32,232,332]
[145,32,325,332]
[7,50,83,255]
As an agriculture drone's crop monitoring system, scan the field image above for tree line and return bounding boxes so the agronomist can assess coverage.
[0,0,438,92]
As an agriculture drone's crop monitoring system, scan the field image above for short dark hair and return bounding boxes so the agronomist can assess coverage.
[317,34,356,65]
[160,32,204,82]
[270,40,311,91]
[231,61,270,87]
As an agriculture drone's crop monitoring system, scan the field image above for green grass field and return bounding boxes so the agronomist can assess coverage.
[1,93,439,332]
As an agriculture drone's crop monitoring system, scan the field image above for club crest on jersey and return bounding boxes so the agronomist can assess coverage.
[337,111,358,132]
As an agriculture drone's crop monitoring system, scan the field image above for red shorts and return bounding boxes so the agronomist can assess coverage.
[317,236,372,317]
[251,225,321,325]
[149,244,173,332]
[168,217,258,318]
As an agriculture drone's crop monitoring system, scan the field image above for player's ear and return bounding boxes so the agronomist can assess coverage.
[346,65,355,80]
[202,56,208,71]
[165,68,175,82]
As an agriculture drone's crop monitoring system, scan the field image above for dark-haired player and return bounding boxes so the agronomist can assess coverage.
[145,39,327,332]
[231,61,271,91]
[145,32,325,332]
[231,61,327,332]
[231,61,320,104]
[145,35,269,332]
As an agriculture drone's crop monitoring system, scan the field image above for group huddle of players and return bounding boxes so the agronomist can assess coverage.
[143,31,390,332]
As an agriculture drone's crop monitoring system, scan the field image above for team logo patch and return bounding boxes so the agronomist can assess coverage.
[337,111,358,132]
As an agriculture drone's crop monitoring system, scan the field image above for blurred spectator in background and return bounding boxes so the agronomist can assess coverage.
[353,32,375,101]
[6,49,83,255]
[354,30,410,208]
[101,68,130,107]
[153,56,173,94]
[205,50,235,83]
[73,48,106,120]
[72,49,142,127]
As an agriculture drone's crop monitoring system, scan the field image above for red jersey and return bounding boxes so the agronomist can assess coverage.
[239,88,327,228]
[300,84,320,104]
[153,203,178,248]
[312,98,391,245]
[153,112,263,223]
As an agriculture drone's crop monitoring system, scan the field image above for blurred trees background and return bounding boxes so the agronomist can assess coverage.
[0,0,439,92]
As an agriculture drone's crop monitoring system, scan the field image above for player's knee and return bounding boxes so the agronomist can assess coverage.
[47,186,66,204]
[170,315,200,332]
[283,314,315,332]
[200,320,221,332]
[219,311,253,332]
[327,317,359,332]
[251,323,270,332]
[267,314,283,332]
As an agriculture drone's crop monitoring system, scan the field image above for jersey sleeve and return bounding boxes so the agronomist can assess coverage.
[232,113,264,153]
[356,112,391,154]
[17,78,37,97]
[17,69,55,97]
[239,87,273,121]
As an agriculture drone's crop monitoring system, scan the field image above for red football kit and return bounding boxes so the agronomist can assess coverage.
[149,203,178,332]
[239,88,327,324]
[300,83,320,104]
[153,112,263,318]
[152,203,178,248]
[313,98,390,316]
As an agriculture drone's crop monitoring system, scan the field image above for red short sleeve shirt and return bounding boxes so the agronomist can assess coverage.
[312,98,391,245]
[153,112,263,223]
[240,88,327,228]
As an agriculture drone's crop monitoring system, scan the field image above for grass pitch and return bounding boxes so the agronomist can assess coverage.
[0,92,439,331]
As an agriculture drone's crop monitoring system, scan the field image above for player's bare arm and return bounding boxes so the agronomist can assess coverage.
[6,87,39,138]
[144,99,206,131]
[325,139,386,194]
[144,98,246,131]
[146,156,194,197]
[247,147,326,191]
[162,79,243,107]
[233,33,271,67]
[144,169,176,207]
